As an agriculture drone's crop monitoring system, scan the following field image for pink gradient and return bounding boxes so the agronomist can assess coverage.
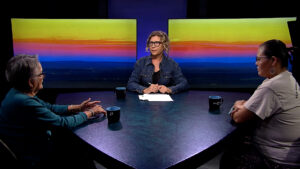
[170,41,259,58]
[13,41,136,57]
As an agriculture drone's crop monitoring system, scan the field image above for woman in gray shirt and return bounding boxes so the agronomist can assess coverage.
[221,39,300,169]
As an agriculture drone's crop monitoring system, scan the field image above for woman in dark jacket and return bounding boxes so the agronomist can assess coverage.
[127,31,188,94]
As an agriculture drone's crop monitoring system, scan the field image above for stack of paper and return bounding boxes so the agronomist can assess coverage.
[138,94,173,101]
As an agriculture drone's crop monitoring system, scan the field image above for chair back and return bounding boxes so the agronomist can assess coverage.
[0,138,19,169]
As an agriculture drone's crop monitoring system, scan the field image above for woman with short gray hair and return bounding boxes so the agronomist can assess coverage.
[5,54,40,92]
[0,54,107,168]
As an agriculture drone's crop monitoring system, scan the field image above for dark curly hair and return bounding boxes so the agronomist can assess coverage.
[259,39,292,68]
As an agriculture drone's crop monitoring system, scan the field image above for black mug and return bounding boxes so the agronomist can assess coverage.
[208,96,223,110]
[115,87,126,99]
[106,106,121,124]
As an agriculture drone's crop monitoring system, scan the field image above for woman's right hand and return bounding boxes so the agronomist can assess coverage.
[143,84,159,94]
[230,100,246,115]
[234,100,246,107]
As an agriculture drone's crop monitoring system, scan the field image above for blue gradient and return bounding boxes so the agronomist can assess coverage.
[38,55,136,62]
[173,56,256,63]
[41,61,135,88]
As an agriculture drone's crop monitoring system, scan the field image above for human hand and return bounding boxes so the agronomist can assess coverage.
[79,98,101,111]
[230,100,247,117]
[143,84,159,94]
[158,85,172,94]
[234,100,246,106]
[86,105,107,119]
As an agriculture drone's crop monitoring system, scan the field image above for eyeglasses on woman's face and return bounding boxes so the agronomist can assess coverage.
[256,56,268,63]
[32,72,46,78]
[149,41,162,47]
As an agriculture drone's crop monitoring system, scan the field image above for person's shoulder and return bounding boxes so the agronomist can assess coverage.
[258,71,292,93]
[164,56,179,65]
[266,71,291,88]
[137,56,151,61]
[7,88,28,102]
[18,95,39,107]
[136,56,151,64]
[2,88,35,107]
[257,79,275,93]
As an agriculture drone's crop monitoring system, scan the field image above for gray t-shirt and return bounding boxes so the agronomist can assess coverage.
[244,71,300,166]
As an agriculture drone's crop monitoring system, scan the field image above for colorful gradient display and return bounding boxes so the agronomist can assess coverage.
[11,19,136,88]
[169,18,295,62]
[169,18,296,88]
[12,19,136,62]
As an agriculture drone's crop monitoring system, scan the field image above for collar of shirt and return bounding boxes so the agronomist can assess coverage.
[145,54,167,66]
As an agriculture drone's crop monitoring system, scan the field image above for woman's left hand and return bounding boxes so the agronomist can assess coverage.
[158,85,172,94]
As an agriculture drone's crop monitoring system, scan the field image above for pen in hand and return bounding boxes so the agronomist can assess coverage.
[145,82,160,93]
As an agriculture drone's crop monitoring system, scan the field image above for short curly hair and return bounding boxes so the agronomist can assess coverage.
[146,30,170,56]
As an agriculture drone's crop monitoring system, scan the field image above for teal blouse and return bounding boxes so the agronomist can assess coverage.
[0,88,88,165]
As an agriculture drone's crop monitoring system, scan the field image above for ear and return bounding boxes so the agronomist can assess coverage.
[271,56,278,66]
[28,78,34,89]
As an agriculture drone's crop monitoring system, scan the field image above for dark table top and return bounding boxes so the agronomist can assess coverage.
[56,90,250,169]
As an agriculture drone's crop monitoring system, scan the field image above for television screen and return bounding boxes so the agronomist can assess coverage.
[169,17,296,89]
[11,18,137,88]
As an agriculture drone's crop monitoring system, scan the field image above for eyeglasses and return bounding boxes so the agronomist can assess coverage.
[32,72,46,78]
[149,41,162,47]
[256,56,268,62]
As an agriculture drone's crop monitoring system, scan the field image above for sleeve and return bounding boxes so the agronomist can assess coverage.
[25,98,88,129]
[168,62,189,94]
[244,87,282,120]
[127,59,147,93]
[36,97,68,115]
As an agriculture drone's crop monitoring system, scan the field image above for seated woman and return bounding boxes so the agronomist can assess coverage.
[127,30,189,94]
[220,40,300,169]
[0,54,107,169]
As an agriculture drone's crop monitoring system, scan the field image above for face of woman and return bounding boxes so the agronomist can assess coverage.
[31,63,44,94]
[256,47,273,78]
[149,36,164,57]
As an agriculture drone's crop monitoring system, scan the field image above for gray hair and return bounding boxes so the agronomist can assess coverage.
[5,54,40,92]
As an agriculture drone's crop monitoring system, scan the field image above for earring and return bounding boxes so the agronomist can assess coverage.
[269,67,275,75]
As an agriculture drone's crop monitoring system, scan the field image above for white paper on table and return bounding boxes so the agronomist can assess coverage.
[138,95,147,100]
[138,94,173,101]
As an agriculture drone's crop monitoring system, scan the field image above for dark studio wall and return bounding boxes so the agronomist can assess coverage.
[108,0,187,59]
[1,0,299,103]
[187,0,299,18]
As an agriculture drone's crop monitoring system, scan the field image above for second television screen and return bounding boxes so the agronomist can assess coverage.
[169,17,296,89]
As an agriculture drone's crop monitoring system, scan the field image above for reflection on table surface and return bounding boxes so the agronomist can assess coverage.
[56,90,250,169]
